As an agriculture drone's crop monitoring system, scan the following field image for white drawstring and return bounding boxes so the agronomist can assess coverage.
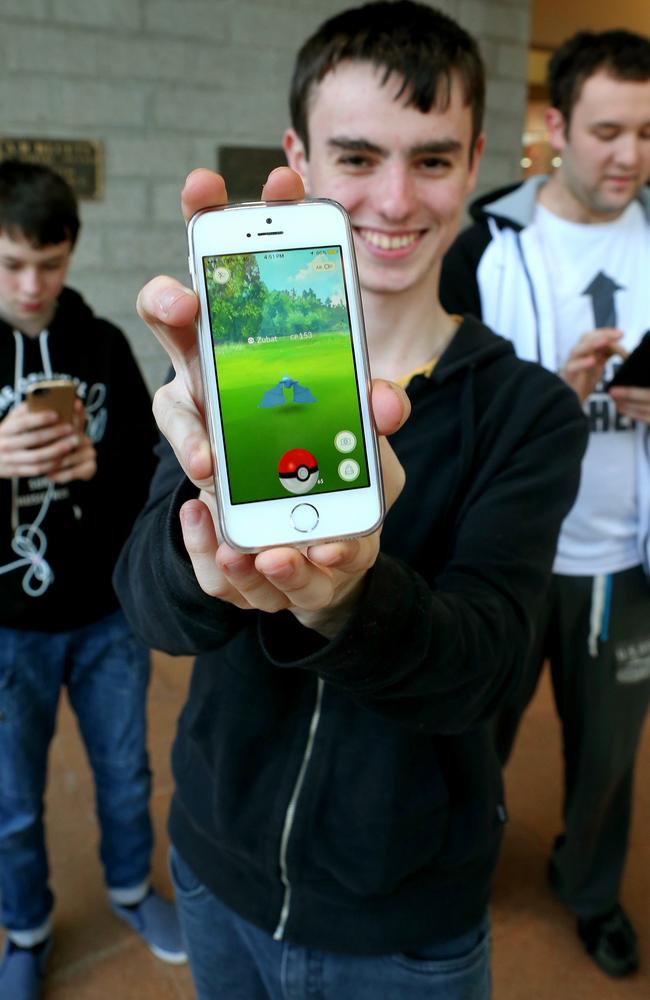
[0,330,55,595]
[39,328,53,377]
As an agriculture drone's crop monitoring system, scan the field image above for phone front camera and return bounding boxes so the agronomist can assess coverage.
[246,232,251,237]
[266,217,272,224]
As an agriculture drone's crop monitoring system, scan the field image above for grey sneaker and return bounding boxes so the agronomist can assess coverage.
[0,938,51,1000]
[111,890,187,964]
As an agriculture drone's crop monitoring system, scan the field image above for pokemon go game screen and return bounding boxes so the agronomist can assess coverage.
[202,246,370,505]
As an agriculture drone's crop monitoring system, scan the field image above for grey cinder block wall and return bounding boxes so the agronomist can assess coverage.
[0,0,531,391]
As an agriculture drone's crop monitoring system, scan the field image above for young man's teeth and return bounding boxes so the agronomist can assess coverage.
[361,230,418,249]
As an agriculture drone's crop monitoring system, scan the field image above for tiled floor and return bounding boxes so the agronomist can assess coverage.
[1,652,648,998]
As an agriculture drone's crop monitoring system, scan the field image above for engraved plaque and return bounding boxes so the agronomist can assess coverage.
[0,138,103,200]
[218,146,286,202]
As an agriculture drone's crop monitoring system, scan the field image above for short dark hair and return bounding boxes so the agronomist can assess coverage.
[0,159,80,248]
[289,0,485,156]
[548,29,650,124]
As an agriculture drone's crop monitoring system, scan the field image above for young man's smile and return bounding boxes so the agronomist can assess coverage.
[355,226,425,255]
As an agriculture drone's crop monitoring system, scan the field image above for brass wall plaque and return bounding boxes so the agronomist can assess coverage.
[0,138,103,200]
[218,146,286,202]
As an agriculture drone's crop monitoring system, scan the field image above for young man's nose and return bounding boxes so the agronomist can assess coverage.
[374,165,417,221]
[613,133,643,170]
[19,269,43,296]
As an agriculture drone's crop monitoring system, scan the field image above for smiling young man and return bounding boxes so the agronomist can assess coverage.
[0,161,186,1000]
[442,29,650,978]
[114,4,587,998]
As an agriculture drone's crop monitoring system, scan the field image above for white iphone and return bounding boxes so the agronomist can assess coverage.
[187,198,384,552]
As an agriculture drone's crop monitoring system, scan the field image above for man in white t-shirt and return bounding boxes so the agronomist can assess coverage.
[441,29,650,979]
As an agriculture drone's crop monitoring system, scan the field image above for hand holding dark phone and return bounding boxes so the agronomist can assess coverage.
[607,331,650,390]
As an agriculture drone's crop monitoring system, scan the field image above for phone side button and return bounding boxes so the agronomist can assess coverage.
[290,504,319,533]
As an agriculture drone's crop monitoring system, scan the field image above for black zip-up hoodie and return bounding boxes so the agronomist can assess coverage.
[114,316,588,954]
[1,288,157,631]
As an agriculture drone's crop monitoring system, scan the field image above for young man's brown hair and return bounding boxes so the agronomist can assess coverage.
[289,0,485,157]
[548,29,650,125]
[0,160,80,248]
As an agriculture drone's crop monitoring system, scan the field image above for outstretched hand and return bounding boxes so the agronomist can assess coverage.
[137,168,410,637]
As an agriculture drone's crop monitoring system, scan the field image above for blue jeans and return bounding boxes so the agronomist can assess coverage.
[0,610,153,937]
[170,847,491,1000]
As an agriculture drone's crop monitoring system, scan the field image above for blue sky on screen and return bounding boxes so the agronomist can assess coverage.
[256,247,345,305]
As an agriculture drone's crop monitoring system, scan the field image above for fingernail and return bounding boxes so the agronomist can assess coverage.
[308,547,342,567]
[181,504,202,528]
[266,562,294,582]
[188,441,212,479]
[158,286,194,316]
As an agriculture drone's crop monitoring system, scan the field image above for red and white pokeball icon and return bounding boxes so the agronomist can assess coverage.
[278,448,319,495]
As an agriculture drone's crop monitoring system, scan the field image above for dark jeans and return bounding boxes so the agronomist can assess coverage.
[170,846,491,1000]
[0,610,152,939]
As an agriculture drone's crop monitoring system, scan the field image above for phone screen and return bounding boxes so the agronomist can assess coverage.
[202,246,371,505]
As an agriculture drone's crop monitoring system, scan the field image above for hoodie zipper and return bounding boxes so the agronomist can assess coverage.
[272,676,324,941]
[513,231,544,364]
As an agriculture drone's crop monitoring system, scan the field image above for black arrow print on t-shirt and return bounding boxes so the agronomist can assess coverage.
[582,271,624,328]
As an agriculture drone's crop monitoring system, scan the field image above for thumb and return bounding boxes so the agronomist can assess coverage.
[371,379,411,437]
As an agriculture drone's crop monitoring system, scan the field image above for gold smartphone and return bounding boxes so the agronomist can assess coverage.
[25,379,76,423]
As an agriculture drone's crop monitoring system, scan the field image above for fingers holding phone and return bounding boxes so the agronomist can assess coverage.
[559,328,626,402]
[47,432,97,483]
[608,384,650,424]
[0,401,80,479]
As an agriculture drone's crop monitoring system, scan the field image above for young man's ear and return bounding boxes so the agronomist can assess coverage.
[283,129,311,195]
[545,107,568,152]
[467,132,486,194]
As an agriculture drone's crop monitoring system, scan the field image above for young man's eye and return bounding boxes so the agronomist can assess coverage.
[338,154,373,168]
[418,157,451,172]
[593,127,619,141]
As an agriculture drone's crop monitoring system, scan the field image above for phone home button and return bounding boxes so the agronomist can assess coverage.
[291,503,319,533]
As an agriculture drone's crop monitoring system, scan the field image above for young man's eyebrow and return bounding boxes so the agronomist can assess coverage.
[326,137,464,156]
[327,137,386,156]
[410,140,464,155]
[0,253,65,264]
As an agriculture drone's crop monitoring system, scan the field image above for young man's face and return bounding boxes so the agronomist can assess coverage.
[0,230,72,335]
[547,70,650,221]
[284,61,483,300]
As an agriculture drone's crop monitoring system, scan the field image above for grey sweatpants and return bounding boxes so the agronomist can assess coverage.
[494,565,650,918]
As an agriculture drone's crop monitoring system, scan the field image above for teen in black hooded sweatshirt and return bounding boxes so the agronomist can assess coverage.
[0,161,186,999]
[115,4,589,998]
